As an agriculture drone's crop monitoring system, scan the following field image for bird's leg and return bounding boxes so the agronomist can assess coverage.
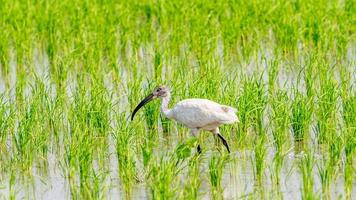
[197,144,202,154]
[190,128,201,154]
[213,128,230,153]
[217,134,230,153]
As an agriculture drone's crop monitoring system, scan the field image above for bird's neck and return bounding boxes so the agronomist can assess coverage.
[160,93,172,118]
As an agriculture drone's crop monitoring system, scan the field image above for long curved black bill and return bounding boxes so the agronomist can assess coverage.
[131,93,155,120]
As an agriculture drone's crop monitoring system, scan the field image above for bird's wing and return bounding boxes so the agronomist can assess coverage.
[172,99,238,127]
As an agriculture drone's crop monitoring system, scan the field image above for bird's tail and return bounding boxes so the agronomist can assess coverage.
[221,106,237,113]
[221,106,240,124]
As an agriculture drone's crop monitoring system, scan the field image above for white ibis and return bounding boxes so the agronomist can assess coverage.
[131,86,239,153]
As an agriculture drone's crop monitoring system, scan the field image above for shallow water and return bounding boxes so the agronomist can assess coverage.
[1,143,354,199]
[0,43,355,199]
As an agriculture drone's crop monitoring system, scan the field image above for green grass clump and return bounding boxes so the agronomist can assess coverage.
[298,151,317,200]
[209,155,228,200]
[182,156,201,200]
[341,92,356,198]
[315,77,338,144]
[114,114,137,197]
[270,90,290,186]
[237,76,267,145]
[147,154,182,200]
[291,91,313,142]
[271,90,290,153]
[0,95,13,170]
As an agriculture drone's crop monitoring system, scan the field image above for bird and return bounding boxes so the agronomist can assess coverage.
[131,86,239,154]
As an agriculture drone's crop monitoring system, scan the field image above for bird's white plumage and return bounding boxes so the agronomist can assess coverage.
[166,98,239,131]
[132,86,237,153]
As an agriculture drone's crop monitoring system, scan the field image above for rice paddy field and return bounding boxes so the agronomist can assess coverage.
[0,0,355,199]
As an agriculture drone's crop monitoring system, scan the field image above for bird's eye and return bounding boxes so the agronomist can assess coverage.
[157,88,161,92]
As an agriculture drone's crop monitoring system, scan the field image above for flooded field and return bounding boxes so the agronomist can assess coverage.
[0,0,355,199]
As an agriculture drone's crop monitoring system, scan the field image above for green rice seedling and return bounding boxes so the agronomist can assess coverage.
[341,92,356,198]
[237,76,267,145]
[147,154,182,200]
[13,88,48,173]
[200,63,223,101]
[271,90,290,153]
[127,76,144,113]
[63,78,111,199]
[253,134,267,186]
[8,166,16,200]
[28,79,53,171]
[153,49,163,82]
[247,76,266,137]
[183,61,223,102]
[236,81,251,138]
[45,92,64,153]
[182,155,201,200]
[315,78,338,144]
[220,73,239,107]
[304,59,317,99]
[270,90,290,186]
[141,137,154,169]
[272,6,300,55]
[343,160,353,200]
[314,74,342,194]
[65,122,89,198]
[113,113,137,198]
[317,157,333,200]
[14,71,26,112]
[298,150,317,200]
[87,85,111,164]
[90,170,110,200]
[327,134,343,170]
[0,34,9,78]
[0,94,13,166]
[267,59,279,96]
[138,116,160,165]
[208,155,228,200]
[63,137,79,199]
[52,59,70,92]
[291,91,312,142]
[235,76,268,186]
